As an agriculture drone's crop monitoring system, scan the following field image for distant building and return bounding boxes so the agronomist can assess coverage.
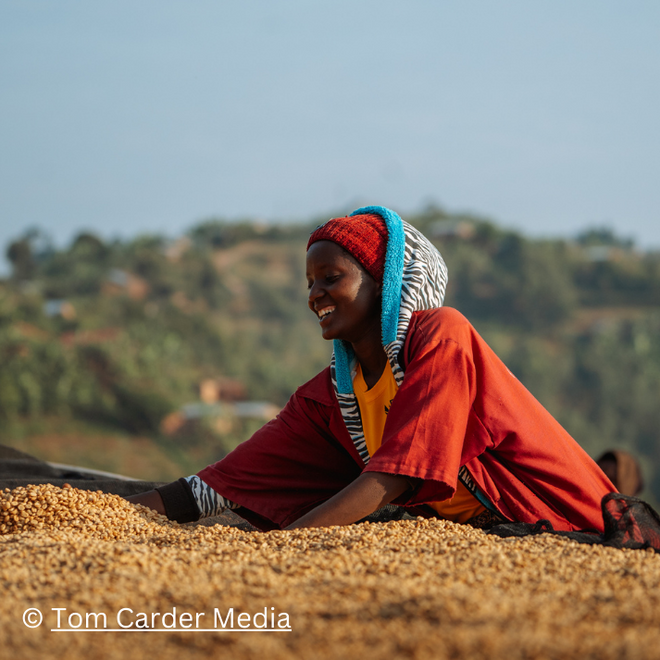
[181,401,279,422]
[430,220,476,240]
[583,245,633,263]
[199,377,247,404]
[13,321,50,340]
[232,402,280,420]
[59,328,121,347]
[164,237,192,262]
[160,400,280,437]
[43,299,76,320]
[585,246,613,262]
[102,269,150,300]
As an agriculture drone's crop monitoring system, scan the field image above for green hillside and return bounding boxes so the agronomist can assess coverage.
[2,209,659,500]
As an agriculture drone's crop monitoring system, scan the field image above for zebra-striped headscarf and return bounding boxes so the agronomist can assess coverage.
[327,206,449,465]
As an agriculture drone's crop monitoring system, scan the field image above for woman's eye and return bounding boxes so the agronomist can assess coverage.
[306,274,339,289]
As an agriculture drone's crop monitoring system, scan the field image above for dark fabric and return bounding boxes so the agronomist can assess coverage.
[0,445,164,495]
[0,459,68,479]
[0,445,44,461]
[465,508,508,530]
[357,504,418,524]
[602,492,660,550]
[0,445,159,493]
[156,478,200,524]
[487,493,660,553]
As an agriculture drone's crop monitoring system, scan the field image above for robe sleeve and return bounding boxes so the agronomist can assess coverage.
[363,309,485,506]
[365,308,614,531]
[197,371,362,530]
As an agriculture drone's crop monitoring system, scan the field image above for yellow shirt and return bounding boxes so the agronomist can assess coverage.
[353,363,486,524]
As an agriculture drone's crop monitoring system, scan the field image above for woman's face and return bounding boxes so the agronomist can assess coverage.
[306,240,381,345]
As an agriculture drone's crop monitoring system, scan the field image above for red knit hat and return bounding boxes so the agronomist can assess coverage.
[307,213,388,283]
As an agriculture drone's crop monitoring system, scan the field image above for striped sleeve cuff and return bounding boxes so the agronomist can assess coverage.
[184,475,239,518]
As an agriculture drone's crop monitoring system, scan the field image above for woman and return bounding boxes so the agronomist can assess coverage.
[129,206,614,531]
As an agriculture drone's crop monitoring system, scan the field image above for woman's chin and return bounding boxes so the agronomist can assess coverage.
[320,324,344,342]
[320,328,337,341]
[319,317,335,339]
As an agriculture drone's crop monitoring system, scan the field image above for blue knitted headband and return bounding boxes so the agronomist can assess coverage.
[332,206,406,393]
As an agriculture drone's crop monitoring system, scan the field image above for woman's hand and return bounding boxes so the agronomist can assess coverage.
[126,490,167,516]
[285,472,410,529]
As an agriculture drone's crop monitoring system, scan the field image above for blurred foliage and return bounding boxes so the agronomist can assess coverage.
[1,211,660,499]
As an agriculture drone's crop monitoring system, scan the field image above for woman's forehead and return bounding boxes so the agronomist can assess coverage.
[306,240,362,271]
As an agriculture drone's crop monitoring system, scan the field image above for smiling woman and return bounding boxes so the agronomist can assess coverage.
[128,206,615,533]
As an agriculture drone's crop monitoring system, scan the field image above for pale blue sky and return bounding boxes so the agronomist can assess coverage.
[1,1,659,272]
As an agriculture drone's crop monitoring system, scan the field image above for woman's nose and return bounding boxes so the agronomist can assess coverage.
[308,280,323,305]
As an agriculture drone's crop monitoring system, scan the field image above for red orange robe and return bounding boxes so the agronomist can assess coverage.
[198,308,614,531]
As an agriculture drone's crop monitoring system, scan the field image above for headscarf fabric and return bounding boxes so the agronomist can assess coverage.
[311,206,449,465]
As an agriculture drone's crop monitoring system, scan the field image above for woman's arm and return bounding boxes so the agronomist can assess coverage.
[126,473,409,528]
[285,471,410,529]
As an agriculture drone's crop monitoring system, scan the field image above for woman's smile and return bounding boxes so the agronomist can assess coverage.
[316,306,336,324]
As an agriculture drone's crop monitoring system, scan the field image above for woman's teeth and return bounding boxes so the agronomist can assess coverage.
[318,307,335,321]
